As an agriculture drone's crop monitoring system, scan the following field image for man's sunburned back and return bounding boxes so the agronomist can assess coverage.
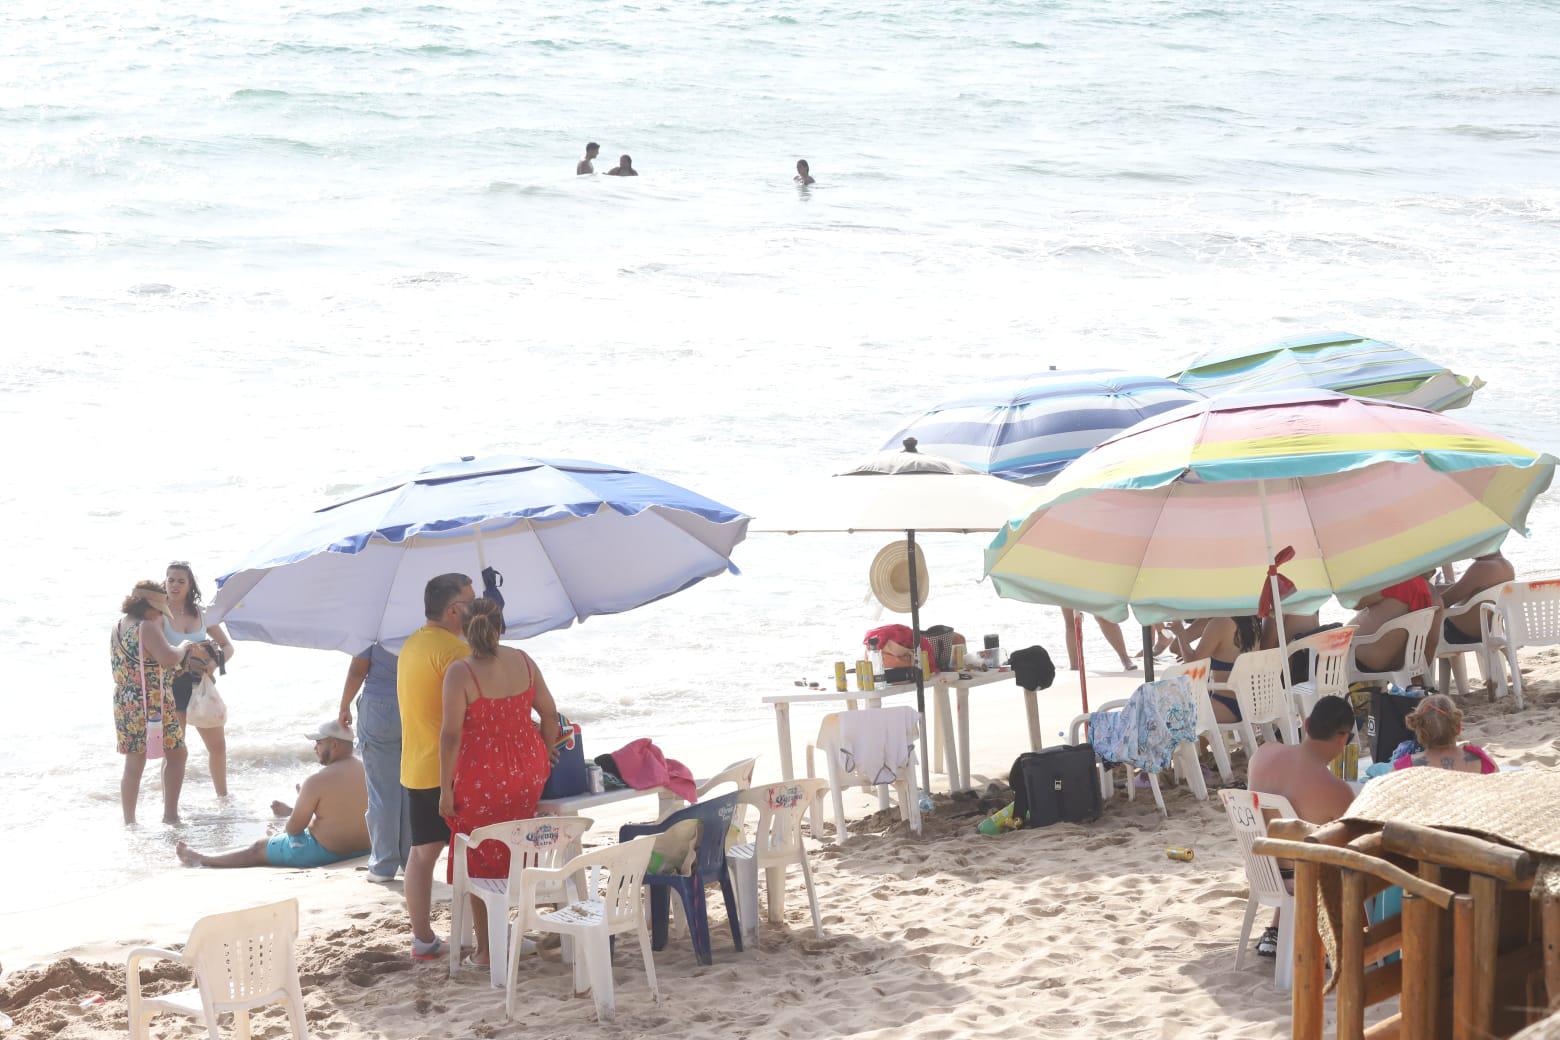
[1247,742,1354,825]
[306,756,370,854]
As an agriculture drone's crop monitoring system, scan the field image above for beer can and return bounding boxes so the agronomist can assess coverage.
[920,648,933,680]
[862,659,876,691]
[1330,754,1344,778]
[586,764,605,794]
[1344,742,1360,781]
[952,643,966,669]
[1167,847,1194,862]
[834,661,848,692]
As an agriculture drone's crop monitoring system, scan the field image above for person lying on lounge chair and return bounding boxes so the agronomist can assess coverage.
[176,720,369,869]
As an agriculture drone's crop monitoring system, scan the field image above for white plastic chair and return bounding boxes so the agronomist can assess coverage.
[1348,606,1435,691]
[128,899,308,1040]
[728,778,828,943]
[1482,579,1560,709]
[1212,647,1297,751]
[508,834,659,1024]
[1436,587,1503,696]
[1218,789,1297,992]
[804,707,922,843]
[1066,682,1205,818]
[450,815,593,988]
[1163,659,1233,785]
[1287,627,1356,717]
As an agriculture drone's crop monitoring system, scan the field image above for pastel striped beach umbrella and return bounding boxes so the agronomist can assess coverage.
[881,369,1205,485]
[1170,331,1485,412]
[984,390,1554,631]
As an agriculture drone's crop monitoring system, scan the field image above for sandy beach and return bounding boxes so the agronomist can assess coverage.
[5,649,1558,1040]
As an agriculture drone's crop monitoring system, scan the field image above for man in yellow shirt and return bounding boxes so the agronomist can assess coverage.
[398,572,474,960]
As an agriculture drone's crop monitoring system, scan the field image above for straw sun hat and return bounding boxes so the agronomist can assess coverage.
[869,541,928,614]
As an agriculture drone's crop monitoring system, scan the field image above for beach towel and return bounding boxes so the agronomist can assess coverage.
[1086,676,1198,774]
[609,738,697,803]
[837,706,918,785]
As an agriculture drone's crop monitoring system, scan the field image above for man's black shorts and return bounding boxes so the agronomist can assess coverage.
[405,785,450,846]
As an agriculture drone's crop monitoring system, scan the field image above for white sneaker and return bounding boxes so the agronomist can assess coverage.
[366,871,398,884]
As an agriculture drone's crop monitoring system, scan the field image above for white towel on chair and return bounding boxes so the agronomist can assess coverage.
[838,707,918,785]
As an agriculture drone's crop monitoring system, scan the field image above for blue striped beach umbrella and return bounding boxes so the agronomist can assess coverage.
[1169,331,1484,412]
[881,369,1205,485]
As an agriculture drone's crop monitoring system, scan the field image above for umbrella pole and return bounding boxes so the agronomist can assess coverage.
[1259,479,1293,706]
[1142,625,1155,683]
[905,529,932,799]
[1076,611,1088,714]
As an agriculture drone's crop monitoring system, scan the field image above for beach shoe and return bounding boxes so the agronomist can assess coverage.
[411,936,448,962]
[366,871,398,884]
[1255,926,1280,958]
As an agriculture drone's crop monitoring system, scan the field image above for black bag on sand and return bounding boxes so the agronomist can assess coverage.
[1367,687,1424,763]
[1009,745,1101,828]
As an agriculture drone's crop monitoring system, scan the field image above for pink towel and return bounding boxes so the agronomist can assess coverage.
[609,738,698,803]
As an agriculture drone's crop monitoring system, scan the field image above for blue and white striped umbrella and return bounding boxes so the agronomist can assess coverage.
[881,370,1205,485]
[1170,331,1484,411]
[208,455,749,653]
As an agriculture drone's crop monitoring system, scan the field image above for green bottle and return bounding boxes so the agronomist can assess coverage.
[978,802,1018,835]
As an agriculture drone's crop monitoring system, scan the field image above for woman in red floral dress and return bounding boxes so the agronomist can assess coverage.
[438,598,560,969]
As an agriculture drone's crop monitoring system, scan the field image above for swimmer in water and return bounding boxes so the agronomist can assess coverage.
[794,159,815,185]
[576,142,599,175]
[605,154,638,177]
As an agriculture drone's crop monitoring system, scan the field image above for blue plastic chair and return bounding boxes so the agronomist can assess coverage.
[618,792,742,966]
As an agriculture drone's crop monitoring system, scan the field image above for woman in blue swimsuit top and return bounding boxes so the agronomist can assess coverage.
[1167,615,1263,723]
[165,562,236,797]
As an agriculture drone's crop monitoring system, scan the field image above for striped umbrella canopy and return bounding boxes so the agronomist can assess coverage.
[1170,331,1485,412]
[881,369,1205,485]
[984,390,1554,625]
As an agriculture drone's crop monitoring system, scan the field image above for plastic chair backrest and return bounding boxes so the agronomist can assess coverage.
[816,706,919,785]
[1162,659,1214,730]
[464,816,593,890]
[1503,579,1560,646]
[626,792,739,879]
[576,834,656,930]
[692,757,756,829]
[1443,586,1502,643]
[1292,627,1355,697]
[183,899,299,1007]
[739,779,828,859]
[1219,790,1296,903]
[1228,648,1289,725]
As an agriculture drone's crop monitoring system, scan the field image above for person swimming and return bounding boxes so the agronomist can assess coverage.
[576,142,599,175]
[794,158,815,185]
[605,154,638,177]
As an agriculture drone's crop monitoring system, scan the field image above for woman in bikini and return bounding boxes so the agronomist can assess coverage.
[164,562,237,797]
[1395,694,1498,774]
[1167,615,1264,722]
[438,598,560,970]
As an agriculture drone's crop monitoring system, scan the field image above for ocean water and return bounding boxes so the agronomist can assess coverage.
[3,0,1559,924]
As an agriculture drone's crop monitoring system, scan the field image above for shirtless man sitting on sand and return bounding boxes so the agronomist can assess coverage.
[1244,695,1357,956]
[176,720,370,869]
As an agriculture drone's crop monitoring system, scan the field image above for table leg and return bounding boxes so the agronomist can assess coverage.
[775,703,795,781]
[956,688,971,792]
[934,687,959,794]
[1025,689,1042,751]
[932,691,945,775]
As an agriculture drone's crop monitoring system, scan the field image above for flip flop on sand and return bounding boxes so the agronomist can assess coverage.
[411,937,448,962]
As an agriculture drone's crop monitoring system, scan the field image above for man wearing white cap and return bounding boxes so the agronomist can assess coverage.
[175,720,370,869]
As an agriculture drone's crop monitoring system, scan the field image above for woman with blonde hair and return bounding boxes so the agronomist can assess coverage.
[111,580,190,823]
[438,598,560,969]
[164,562,237,797]
[1393,694,1498,774]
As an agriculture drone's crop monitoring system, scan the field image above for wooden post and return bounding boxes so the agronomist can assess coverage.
[1544,894,1560,1013]
[1292,860,1326,1040]
[1401,892,1436,1039]
[1453,894,1476,1040]
[1338,870,1366,1040]
[1470,874,1501,1034]
[1418,862,1444,1039]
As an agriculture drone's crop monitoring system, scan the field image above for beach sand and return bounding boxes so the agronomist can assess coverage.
[5,651,1558,1040]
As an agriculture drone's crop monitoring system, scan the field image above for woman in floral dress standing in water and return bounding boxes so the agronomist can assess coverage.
[438,597,559,969]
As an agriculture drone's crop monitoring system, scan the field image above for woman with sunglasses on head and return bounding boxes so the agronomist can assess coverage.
[165,562,237,797]
[111,580,188,824]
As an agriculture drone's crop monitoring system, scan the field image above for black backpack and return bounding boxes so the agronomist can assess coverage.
[1009,744,1102,828]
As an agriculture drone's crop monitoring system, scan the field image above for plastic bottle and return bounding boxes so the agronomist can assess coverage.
[978,802,1018,835]
[867,637,884,679]
[647,851,667,874]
